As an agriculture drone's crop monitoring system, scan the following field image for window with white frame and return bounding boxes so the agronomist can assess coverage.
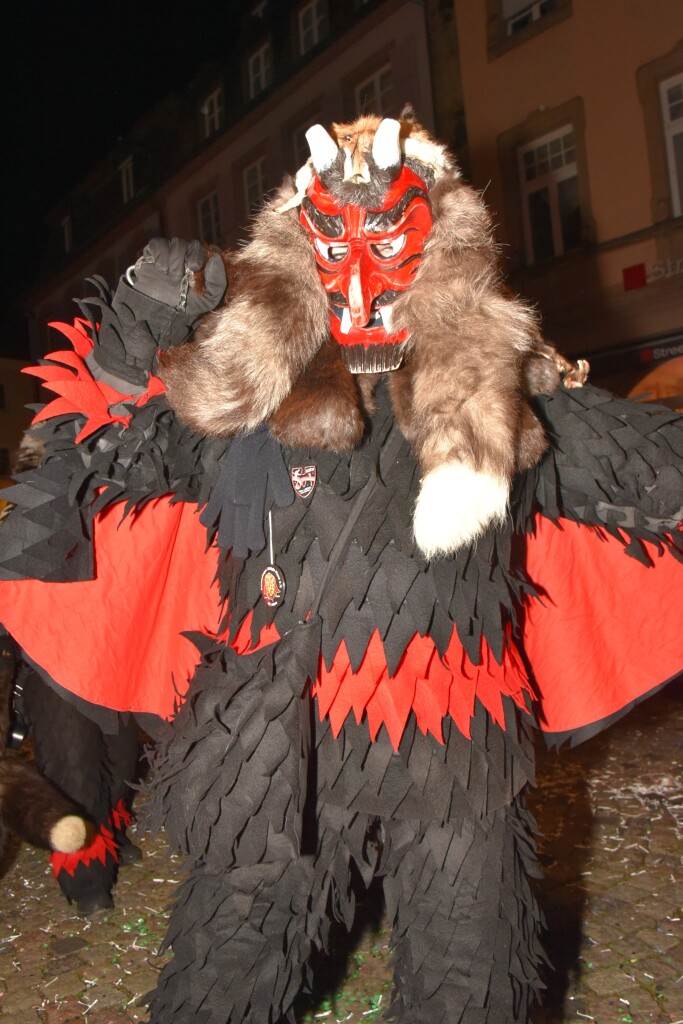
[244,157,267,214]
[61,214,73,255]
[660,71,683,217]
[503,0,557,36]
[248,42,272,99]
[298,0,327,55]
[119,156,134,203]
[197,191,221,244]
[201,88,224,139]
[518,125,580,263]
[355,65,393,117]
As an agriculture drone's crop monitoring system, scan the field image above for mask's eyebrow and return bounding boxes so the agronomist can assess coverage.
[302,197,345,238]
[366,186,430,232]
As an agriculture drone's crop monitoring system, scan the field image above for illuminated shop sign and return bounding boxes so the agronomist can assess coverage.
[623,257,683,290]
[588,333,683,375]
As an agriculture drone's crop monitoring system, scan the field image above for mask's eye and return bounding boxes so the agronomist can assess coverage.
[315,238,348,262]
[371,234,406,260]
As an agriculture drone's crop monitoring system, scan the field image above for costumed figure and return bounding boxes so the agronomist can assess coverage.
[0,630,94,864]
[0,434,144,916]
[0,109,681,1022]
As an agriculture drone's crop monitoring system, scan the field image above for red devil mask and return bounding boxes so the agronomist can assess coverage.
[300,166,433,373]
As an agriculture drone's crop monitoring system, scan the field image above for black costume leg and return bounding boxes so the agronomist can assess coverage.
[379,797,545,1024]
[103,721,143,864]
[148,804,374,1024]
[22,670,141,909]
[148,857,320,1024]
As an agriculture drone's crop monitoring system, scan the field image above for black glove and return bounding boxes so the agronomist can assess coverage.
[128,238,227,325]
[85,240,227,390]
[200,426,295,559]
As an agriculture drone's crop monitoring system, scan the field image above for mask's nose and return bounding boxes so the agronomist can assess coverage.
[347,251,375,327]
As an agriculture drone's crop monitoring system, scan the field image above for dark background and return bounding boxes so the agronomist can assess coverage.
[2,1,240,354]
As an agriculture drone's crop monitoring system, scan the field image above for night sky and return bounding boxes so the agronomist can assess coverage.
[2,1,240,355]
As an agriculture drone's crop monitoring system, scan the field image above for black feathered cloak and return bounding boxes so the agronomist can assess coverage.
[1,289,682,1023]
[0,309,681,756]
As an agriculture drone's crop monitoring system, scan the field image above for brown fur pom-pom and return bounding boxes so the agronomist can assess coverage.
[0,756,93,858]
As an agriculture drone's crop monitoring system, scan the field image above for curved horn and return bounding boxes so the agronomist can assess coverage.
[372,118,401,170]
[305,124,339,173]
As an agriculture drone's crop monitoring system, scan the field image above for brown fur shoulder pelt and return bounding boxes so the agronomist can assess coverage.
[158,112,588,555]
[268,341,367,450]
[391,174,544,480]
[159,179,330,437]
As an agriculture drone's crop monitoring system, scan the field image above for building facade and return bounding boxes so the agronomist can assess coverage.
[455,0,683,397]
[18,0,683,404]
[23,0,436,362]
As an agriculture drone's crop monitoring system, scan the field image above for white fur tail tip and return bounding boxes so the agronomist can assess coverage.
[413,461,509,558]
[50,814,89,853]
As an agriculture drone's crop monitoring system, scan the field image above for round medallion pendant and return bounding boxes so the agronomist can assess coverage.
[260,564,286,608]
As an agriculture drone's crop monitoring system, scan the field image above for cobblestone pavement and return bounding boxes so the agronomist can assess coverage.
[0,681,681,1024]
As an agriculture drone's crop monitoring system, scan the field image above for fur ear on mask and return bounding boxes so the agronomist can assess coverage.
[389,175,546,556]
[160,179,329,437]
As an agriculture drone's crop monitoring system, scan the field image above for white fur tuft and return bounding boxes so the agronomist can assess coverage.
[50,815,88,853]
[413,460,509,557]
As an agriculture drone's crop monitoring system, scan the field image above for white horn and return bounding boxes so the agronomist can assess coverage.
[305,124,339,173]
[372,118,401,170]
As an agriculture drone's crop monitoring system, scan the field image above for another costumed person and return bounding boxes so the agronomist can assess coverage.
[0,629,97,868]
[0,436,143,916]
[0,109,682,1022]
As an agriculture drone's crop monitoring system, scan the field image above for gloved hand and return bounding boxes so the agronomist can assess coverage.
[200,426,295,559]
[85,239,227,391]
[128,238,227,322]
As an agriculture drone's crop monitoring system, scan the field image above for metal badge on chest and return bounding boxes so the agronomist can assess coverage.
[291,465,317,499]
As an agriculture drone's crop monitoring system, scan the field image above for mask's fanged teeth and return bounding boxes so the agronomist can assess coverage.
[340,307,352,335]
[380,305,394,332]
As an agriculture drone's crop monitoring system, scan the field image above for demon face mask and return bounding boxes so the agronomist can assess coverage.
[298,121,433,374]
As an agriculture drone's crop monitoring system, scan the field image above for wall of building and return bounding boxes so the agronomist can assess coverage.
[454,0,683,390]
[25,0,434,362]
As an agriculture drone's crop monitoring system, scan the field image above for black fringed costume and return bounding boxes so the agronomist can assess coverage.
[1,115,682,1023]
[22,668,141,912]
[0,458,141,914]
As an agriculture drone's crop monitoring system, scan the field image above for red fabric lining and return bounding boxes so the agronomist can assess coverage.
[523,516,683,735]
[314,629,531,750]
[2,508,680,749]
[0,497,225,720]
[3,317,682,751]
